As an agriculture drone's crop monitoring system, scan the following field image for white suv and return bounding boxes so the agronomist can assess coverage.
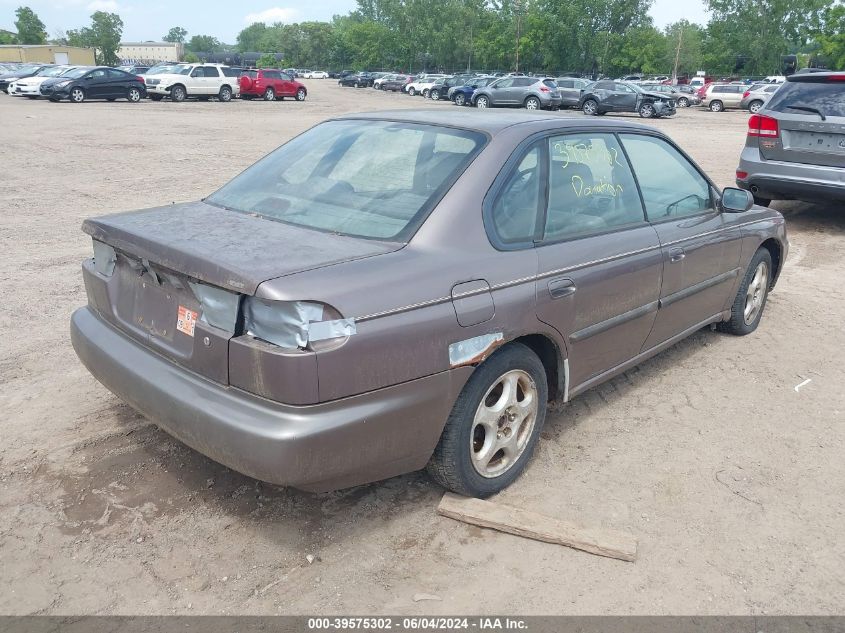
[144,64,239,102]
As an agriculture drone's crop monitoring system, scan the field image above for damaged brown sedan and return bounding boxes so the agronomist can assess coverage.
[72,110,787,497]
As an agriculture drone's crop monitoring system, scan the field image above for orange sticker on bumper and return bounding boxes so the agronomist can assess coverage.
[176,305,198,337]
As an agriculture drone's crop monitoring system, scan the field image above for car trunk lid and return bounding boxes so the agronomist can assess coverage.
[82,200,400,384]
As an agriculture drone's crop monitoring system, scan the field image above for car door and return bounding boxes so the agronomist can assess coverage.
[202,66,221,94]
[619,133,743,349]
[607,82,638,111]
[85,69,109,98]
[278,72,296,96]
[487,78,513,104]
[528,132,663,393]
[105,69,129,98]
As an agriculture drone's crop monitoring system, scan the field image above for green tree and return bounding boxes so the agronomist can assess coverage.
[187,34,221,52]
[664,20,704,78]
[815,3,845,69]
[704,0,832,75]
[14,6,47,44]
[88,11,124,65]
[163,26,187,43]
[237,22,269,52]
[0,29,16,44]
[255,52,278,68]
[183,51,200,62]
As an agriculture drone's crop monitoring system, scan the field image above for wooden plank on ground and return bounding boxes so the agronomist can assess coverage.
[437,492,637,562]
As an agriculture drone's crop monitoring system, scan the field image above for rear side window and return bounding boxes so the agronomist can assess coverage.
[620,134,713,220]
[243,70,258,79]
[514,78,534,87]
[767,81,845,118]
[490,145,542,244]
[264,71,280,79]
[544,134,645,241]
[203,67,220,77]
[558,80,574,88]
[594,81,614,90]
[543,80,557,88]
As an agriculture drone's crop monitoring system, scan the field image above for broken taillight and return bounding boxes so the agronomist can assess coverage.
[743,90,750,98]
[748,114,779,138]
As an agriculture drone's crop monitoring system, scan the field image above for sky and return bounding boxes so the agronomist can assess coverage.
[0,0,711,43]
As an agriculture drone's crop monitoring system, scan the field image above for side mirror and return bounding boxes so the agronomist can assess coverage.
[721,187,754,213]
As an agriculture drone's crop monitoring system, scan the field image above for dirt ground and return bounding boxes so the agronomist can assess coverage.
[1,82,843,616]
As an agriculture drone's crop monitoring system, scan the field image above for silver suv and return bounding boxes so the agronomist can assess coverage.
[472,76,562,110]
[736,72,845,206]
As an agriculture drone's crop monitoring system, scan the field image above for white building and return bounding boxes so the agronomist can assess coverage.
[118,41,183,64]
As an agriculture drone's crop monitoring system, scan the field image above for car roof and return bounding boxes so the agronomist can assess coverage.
[336,109,656,135]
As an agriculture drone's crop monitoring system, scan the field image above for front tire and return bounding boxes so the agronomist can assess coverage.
[475,95,489,109]
[263,87,275,101]
[430,89,440,101]
[295,87,306,101]
[639,102,655,118]
[408,87,416,96]
[719,248,772,336]
[454,93,466,106]
[582,98,598,115]
[70,87,85,103]
[170,85,186,102]
[678,97,689,107]
[427,343,548,497]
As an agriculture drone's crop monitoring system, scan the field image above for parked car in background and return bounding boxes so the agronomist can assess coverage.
[239,69,307,101]
[428,76,467,101]
[701,83,745,111]
[406,74,446,96]
[8,65,83,98]
[338,72,376,88]
[0,63,53,93]
[554,77,593,108]
[373,73,394,89]
[740,83,781,113]
[40,66,146,103]
[117,65,150,75]
[618,74,644,82]
[449,76,496,106]
[71,110,787,497]
[639,83,700,107]
[143,63,238,102]
[302,70,329,79]
[473,76,561,110]
[579,80,676,118]
[381,74,410,92]
[736,71,845,206]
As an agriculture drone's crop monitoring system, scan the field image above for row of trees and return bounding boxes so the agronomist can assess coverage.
[2,6,124,65]
[4,1,845,75]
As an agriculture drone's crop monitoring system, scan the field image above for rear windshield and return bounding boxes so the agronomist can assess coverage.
[767,81,845,118]
[206,120,487,241]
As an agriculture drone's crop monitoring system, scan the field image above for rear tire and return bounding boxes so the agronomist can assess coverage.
[218,86,232,102]
[127,87,141,103]
[427,343,548,497]
[718,248,773,336]
[524,96,540,110]
[749,100,763,114]
[408,87,416,96]
[753,195,772,207]
[430,89,440,101]
[678,97,689,107]
[709,100,724,112]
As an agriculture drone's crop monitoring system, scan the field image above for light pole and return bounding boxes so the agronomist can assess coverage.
[514,0,523,73]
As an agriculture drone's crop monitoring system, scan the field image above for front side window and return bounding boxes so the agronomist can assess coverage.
[544,134,645,241]
[492,78,513,89]
[620,134,713,220]
[490,145,542,244]
[207,120,486,241]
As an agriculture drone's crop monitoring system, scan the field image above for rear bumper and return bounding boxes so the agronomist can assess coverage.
[71,306,472,492]
[737,146,845,202]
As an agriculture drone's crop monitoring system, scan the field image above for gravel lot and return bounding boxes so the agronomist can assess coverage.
[1,81,843,615]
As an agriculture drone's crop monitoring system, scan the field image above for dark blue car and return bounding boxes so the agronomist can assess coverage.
[449,76,496,106]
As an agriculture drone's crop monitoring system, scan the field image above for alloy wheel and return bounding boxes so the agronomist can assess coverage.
[70,88,84,103]
[744,261,769,325]
[470,370,538,478]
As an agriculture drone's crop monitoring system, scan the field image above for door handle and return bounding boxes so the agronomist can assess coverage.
[548,278,576,299]
[669,248,686,263]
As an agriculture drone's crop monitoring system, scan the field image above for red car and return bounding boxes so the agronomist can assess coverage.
[239,69,307,101]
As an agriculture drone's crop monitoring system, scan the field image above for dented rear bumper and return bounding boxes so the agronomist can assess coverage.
[71,306,472,492]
